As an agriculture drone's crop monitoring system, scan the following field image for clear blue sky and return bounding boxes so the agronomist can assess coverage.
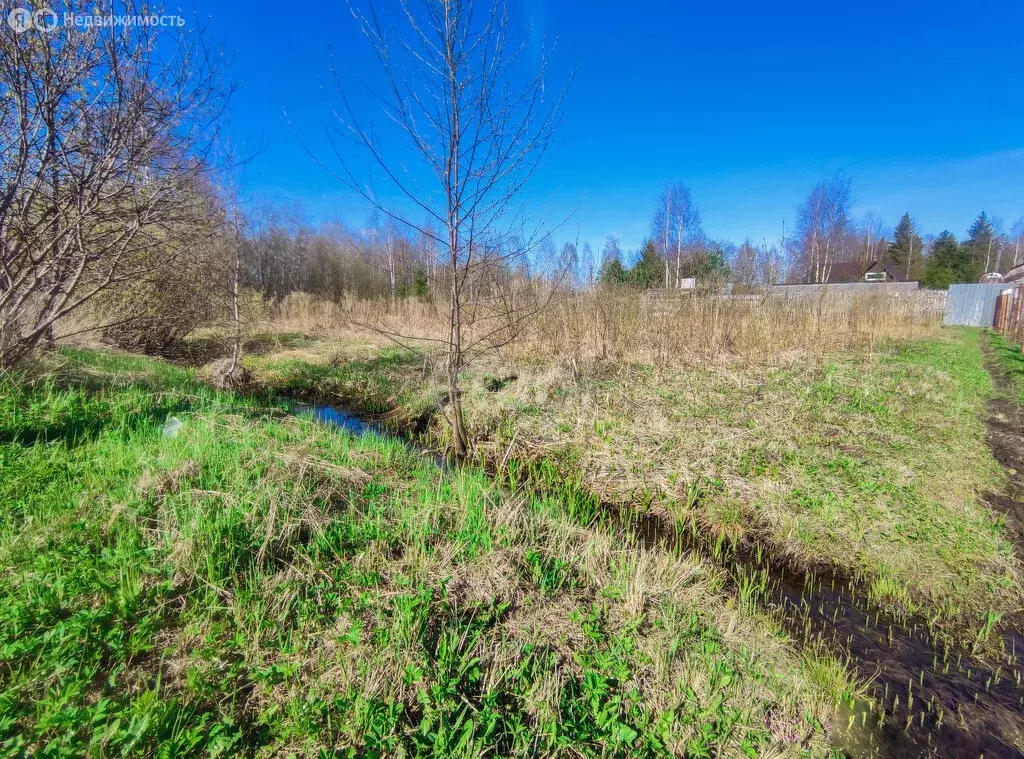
[211,0,1024,262]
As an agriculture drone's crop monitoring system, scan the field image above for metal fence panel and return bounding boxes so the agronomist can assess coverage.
[943,283,1011,326]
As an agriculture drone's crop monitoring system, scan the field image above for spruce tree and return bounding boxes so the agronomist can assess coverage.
[887,212,924,279]
[598,256,627,286]
[922,231,968,289]
[964,211,995,275]
[629,240,665,289]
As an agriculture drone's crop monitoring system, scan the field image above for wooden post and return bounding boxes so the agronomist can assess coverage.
[994,291,1008,331]
[1014,285,1024,345]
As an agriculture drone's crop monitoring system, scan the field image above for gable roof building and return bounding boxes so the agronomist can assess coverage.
[826,259,905,284]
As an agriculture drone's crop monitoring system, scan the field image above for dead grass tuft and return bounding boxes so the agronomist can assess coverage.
[136,459,201,497]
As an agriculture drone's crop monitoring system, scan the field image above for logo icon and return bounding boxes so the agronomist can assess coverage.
[33,7,56,31]
[7,7,32,32]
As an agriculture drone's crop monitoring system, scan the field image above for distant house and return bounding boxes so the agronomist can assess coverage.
[826,259,905,284]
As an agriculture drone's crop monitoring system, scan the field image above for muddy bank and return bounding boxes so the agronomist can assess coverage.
[753,541,1024,758]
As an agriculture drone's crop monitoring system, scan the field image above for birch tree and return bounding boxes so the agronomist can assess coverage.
[1011,218,1024,268]
[794,173,852,284]
[650,180,701,288]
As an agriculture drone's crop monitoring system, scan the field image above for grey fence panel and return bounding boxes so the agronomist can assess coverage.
[767,282,921,297]
[943,284,1011,327]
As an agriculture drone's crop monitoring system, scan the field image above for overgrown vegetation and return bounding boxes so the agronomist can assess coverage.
[0,349,852,757]
[4,2,1022,756]
[247,323,1019,639]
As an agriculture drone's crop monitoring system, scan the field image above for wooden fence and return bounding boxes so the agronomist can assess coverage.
[994,284,1024,345]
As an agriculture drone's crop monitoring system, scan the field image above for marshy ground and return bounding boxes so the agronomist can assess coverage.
[3,318,1024,757]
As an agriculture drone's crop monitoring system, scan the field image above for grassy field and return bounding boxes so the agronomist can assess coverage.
[0,349,852,757]
[246,327,1020,638]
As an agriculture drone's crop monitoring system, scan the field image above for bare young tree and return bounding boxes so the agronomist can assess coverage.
[326,0,569,457]
[215,169,247,377]
[650,180,701,289]
[0,2,226,368]
[858,212,887,264]
[731,239,759,291]
[794,172,852,284]
[757,239,783,286]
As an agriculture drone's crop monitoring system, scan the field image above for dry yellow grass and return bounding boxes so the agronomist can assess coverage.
[258,288,942,370]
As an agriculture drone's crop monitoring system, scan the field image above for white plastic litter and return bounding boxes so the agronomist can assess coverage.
[162,415,184,438]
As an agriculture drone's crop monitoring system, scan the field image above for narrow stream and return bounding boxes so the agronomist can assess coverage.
[292,399,1024,758]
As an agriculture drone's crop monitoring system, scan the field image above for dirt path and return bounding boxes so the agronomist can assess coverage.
[981,336,1024,547]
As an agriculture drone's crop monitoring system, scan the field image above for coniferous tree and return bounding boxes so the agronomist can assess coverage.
[887,212,924,280]
[598,257,627,286]
[598,236,627,286]
[629,240,665,289]
[694,242,732,284]
[964,212,996,275]
[922,231,969,289]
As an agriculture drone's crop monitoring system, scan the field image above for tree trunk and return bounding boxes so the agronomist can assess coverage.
[387,226,397,300]
[445,35,469,460]
[228,233,242,375]
[663,191,670,290]
[447,271,468,458]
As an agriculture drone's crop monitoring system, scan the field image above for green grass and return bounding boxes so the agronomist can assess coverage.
[244,343,439,424]
[0,349,842,757]
[245,328,1020,637]
[989,330,1024,405]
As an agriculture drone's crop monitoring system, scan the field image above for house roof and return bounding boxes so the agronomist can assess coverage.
[1005,263,1024,283]
[825,259,905,283]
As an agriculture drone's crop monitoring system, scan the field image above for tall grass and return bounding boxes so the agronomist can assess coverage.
[258,289,942,369]
[529,289,942,368]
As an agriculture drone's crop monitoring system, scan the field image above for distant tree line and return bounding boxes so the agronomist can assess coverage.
[239,208,436,302]
[782,172,1021,288]
[596,236,731,289]
[235,208,555,305]
[584,174,1024,292]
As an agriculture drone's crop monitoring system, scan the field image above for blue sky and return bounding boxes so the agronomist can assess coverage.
[211,0,1024,262]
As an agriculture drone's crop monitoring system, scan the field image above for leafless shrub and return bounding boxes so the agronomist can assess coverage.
[0,1,228,368]
[95,189,228,353]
